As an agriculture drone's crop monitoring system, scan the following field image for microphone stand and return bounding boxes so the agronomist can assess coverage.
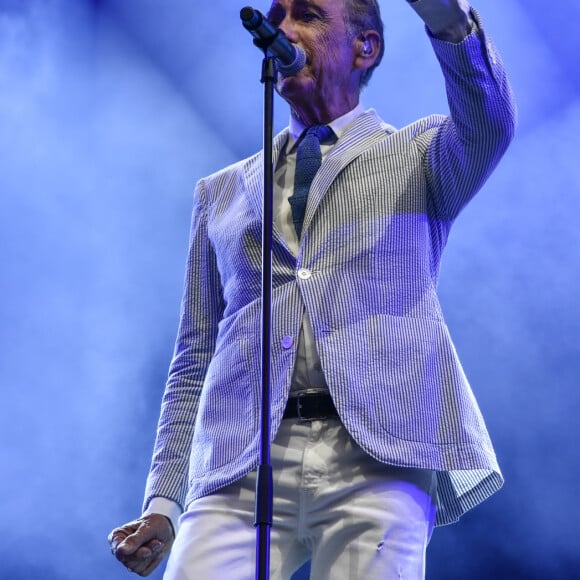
[241,8,302,578]
[254,49,277,580]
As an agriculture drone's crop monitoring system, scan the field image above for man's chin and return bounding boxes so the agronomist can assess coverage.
[276,74,310,105]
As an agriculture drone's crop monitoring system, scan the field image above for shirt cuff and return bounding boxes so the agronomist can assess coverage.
[143,497,183,535]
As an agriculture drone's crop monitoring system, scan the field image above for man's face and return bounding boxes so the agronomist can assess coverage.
[267,0,359,113]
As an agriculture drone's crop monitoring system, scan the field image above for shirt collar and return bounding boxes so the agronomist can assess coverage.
[286,103,365,154]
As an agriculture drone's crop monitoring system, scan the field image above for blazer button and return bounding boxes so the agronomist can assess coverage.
[297,268,312,280]
[281,336,294,349]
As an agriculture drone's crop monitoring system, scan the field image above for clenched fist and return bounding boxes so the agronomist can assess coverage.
[109,513,175,576]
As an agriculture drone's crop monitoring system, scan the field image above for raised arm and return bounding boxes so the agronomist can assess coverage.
[406,1,517,222]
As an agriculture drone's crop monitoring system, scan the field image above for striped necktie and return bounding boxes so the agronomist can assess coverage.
[289,125,333,239]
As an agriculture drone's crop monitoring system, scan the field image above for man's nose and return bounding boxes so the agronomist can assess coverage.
[278,16,298,43]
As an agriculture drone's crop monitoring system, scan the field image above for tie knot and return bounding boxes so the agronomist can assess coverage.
[303,124,333,144]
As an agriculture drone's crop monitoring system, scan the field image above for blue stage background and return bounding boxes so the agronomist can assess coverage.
[1,1,579,578]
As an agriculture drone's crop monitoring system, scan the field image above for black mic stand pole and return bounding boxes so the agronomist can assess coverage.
[254,50,277,580]
[241,8,299,577]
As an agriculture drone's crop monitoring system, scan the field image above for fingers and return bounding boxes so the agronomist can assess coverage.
[109,515,174,576]
[133,539,163,561]
[141,549,168,577]
[127,540,167,576]
[108,521,140,555]
[118,538,171,576]
[113,519,158,557]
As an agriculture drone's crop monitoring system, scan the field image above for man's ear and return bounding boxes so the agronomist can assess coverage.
[354,30,381,70]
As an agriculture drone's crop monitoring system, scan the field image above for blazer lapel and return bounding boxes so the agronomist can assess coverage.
[302,110,393,235]
[243,128,290,225]
[242,111,393,247]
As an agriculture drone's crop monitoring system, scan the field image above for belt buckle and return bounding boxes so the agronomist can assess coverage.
[296,393,307,421]
[296,393,322,421]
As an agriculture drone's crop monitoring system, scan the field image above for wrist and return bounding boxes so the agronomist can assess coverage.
[143,496,182,535]
[432,16,473,43]
[408,0,474,44]
[159,514,176,539]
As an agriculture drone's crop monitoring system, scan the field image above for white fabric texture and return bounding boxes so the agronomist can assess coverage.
[163,418,437,579]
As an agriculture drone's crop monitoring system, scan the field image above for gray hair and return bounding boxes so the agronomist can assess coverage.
[343,0,385,88]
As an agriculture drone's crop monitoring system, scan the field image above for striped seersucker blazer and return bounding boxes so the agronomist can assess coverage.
[144,21,517,526]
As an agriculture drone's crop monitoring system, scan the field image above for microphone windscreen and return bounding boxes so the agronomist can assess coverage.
[277,45,307,77]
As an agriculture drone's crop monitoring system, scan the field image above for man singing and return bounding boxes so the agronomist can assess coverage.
[109,0,516,577]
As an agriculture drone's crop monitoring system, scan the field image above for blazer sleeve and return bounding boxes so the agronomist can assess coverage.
[143,178,225,512]
[414,10,517,221]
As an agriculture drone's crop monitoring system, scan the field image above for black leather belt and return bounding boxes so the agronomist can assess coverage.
[283,393,338,421]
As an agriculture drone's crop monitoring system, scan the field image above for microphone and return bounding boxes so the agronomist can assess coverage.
[240,6,306,77]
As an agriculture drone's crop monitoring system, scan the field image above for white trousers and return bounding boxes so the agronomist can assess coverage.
[164,418,437,580]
